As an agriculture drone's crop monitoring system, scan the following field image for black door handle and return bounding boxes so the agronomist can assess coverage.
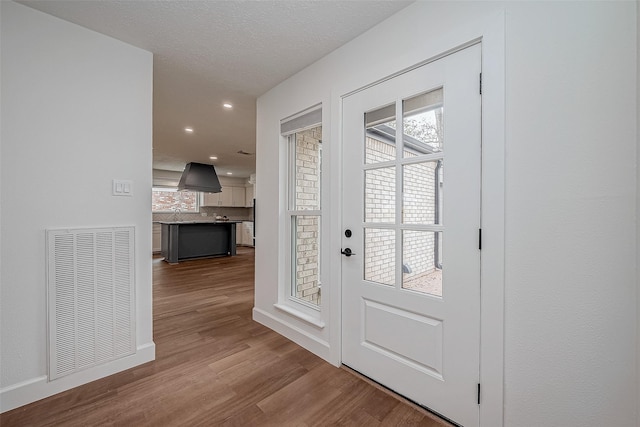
[341,248,355,257]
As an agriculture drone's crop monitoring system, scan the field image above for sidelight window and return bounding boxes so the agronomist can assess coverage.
[282,106,322,307]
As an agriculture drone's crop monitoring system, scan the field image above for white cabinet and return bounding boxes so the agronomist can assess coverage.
[152,223,161,253]
[245,185,254,207]
[220,188,233,206]
[201,186,246,207]
[235,222,254,247]
[236,223,243,247]
[231,186,245,207]
[201,192,221,206]
[241,221,254,246]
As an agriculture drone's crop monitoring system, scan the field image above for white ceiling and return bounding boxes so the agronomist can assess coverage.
[19,0,413,178]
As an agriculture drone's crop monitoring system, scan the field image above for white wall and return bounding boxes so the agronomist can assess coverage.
[504,4,635,425]
[637,3,640,423]
[0,2,154,412]
[255,1,637,426]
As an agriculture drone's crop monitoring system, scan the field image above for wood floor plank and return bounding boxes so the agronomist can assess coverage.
[0,248,453,426]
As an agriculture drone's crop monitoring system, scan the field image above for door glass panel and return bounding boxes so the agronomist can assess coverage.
[402,230,442,297]
[403,161,443,225]
[291,215,321,305]
[364,228,395,286]
[365,103,396,164]
[403,88,443,157]
[365,167,395,223]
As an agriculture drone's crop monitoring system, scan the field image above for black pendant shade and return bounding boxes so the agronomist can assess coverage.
[177,162,222,193]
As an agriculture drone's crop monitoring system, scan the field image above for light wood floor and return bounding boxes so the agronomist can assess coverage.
[1,247,452,426]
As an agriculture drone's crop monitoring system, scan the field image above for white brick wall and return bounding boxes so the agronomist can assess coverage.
[365,136,395,164]
[364,228,395,285]
[403,161,438,225]
[295,127,321,210]
[292,126,322,305]
[365,166,395,223]
[364,137,442,289]
[291,133,441,296]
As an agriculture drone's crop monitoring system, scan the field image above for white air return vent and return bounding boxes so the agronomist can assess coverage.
[47,227,136,380]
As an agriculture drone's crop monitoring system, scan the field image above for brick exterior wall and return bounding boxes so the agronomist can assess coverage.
[292,126,322,305]
[365,136,395,163]
[365,167,395,223]
[289,130,441,300]
[294,126,322,210]
[403,230,438,284]
[364,228,396,285]
[403,161,439,225]
[364,136,442,290]
[152,189,198,212]
[294,215,320,304]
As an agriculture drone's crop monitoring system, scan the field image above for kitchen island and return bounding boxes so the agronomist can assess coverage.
[160,221,240,263]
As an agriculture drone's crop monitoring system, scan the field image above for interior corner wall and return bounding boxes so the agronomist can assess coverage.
[637,1,640,423]
[0,2,154,412]
[256,1,637,426]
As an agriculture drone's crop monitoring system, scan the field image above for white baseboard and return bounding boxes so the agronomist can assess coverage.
[252,307,335,365]
[0,342,155,413]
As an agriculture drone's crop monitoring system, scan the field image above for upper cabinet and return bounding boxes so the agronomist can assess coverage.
[201,191,220,206]
[231,186,245,207]
[245,185,254,207]
[201,186,246,207]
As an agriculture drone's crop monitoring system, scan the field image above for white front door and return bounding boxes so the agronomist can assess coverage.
[341,44,481,427]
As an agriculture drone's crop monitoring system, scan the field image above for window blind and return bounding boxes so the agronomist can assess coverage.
[281,106,322,135]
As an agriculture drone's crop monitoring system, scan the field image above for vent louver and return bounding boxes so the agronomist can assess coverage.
[47,227,136,380]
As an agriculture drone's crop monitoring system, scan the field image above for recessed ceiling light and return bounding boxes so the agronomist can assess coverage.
[223,103,233,109]
[226,172,233,175]
[209,156,218,160]
[184,127,194,133]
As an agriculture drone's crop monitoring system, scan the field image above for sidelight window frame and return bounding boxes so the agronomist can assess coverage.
[280,105,323,312]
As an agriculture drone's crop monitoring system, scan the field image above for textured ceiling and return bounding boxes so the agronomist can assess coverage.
[19,0,413,178]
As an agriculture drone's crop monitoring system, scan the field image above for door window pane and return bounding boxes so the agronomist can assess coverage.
[291,215,321,305]
[365,167,395,223]
[403,161,443,225]
[403,88,443,157]
[402,230,442,297]
[365,103,396,164]
[364,228,395,286]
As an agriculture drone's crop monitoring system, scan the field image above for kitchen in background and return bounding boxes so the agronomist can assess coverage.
[152,169,255,254]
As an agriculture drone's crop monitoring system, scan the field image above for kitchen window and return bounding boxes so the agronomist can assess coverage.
[152,188,199,213]
[282,106,322,308]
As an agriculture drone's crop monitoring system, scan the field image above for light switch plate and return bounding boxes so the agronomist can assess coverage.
[113,179,133,196]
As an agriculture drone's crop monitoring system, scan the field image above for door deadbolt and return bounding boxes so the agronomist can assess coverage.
[345,229,352,238]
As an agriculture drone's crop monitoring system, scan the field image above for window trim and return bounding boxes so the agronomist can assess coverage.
[281,108,323,313]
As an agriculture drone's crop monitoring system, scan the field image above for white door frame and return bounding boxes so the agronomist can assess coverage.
[330,12,506,427]
[341,43,482,426]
